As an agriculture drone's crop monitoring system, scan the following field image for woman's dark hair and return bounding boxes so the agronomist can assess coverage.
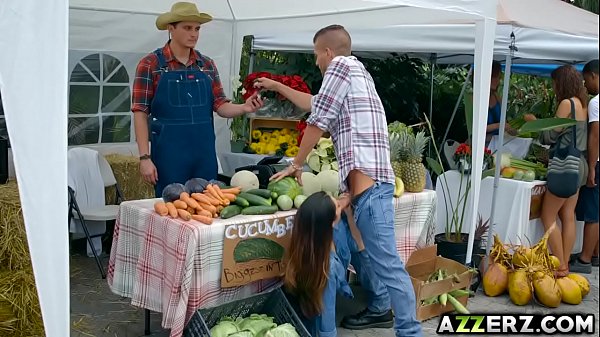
[491,60,502,78]
[551,65,588,108]
[284,191,336,318]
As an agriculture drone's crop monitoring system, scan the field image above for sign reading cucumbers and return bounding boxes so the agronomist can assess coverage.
[221,211,296,288]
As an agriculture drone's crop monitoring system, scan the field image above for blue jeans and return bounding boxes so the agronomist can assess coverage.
[352,182,422,337]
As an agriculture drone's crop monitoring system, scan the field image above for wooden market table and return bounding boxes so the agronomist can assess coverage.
[107,190,436,337]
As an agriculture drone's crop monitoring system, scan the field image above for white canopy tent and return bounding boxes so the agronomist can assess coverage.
[253,0,599,266]
[1,1,499,336]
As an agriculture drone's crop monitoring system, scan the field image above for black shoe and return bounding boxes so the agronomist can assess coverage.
[341,308,394,330]
[592,256,599,267]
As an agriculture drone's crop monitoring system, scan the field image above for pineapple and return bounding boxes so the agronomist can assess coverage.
[389,132,404,177]
[399,131,429,193]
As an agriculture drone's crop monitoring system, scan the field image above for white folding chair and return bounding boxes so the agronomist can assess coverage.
[67,148,124,278]
[443,140,460,170]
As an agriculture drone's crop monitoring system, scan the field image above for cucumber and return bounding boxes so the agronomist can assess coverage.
[220,205,242,219]
[238,192,272,206]
[246,189,273,199]
[271,191,278,200]
[234,196,250,208]
[241,205,279,215]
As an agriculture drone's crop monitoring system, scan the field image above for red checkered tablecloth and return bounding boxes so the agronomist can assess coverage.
[107,199,291,337]
[393,190,437,262]
[107,190,435,337]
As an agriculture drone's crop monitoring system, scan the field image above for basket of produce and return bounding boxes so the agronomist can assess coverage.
[183,287,310,337]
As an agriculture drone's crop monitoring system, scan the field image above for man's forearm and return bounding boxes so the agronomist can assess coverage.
[292,125,324,167]
[216,102,246,118]
[133,112,150,156]
[275,83,313,112]
[588,122,599,169]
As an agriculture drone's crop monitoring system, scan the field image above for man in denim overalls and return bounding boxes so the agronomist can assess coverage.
[131,2,262,196]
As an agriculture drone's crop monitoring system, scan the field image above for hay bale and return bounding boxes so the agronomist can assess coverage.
[103,154,154,202]
[0,181,31,271]
[0,269,44,337]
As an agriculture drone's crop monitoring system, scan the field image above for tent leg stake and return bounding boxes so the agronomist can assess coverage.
[144,309,151,335]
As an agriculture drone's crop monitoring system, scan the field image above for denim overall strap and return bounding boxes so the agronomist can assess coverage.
[149,48,217,196]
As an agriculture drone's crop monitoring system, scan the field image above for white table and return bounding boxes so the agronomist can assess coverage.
[435,170,584,252]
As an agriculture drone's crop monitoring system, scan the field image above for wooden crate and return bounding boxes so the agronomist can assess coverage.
[249,117,300,135]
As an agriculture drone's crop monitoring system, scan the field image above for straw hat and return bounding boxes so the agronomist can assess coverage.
[156,2,212,30]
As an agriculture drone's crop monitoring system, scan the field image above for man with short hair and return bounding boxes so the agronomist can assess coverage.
[132,2,262,196]
[255,24,422,337]
[572,59,599,274]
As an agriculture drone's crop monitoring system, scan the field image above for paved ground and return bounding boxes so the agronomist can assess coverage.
[70,249,599,337]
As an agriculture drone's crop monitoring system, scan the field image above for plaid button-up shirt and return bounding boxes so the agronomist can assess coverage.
[131,42,229,114]
[307,56,394,192]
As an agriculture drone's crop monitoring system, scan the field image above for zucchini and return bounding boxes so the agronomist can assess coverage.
[234,196,250,208]
[241,205,278,215]
[238,192,272,206]
[220,205,242,219]
[246,189,272,199]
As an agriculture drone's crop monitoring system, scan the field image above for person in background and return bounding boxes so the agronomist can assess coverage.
[485,60,517,144]
[131,2,262,197]
[525,65,589,278]
[571,59,599,274]
[255,24,422,336]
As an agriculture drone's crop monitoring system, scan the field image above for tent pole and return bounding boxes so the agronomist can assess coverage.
[465,17,496,266]
[248,36,256,74]
[485,34,517,258]
[441,66,473,148]
[428,54,436,157]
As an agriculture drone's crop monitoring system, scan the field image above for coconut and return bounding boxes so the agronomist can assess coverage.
[533,274,562,308]
[483,262,508,297]
[508,270,532,306]
[512,247,534,268]
[549,255,560,270]
[566,273,590,297]
[556,277,582,305]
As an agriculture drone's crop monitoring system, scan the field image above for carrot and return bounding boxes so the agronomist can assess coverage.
[177,209,192,221]
[212,184,227,201]
[154,201,169,216]
[165,202,178,218]
[180,192,191,200]
[199,202,217,215]
[192,214,213,225]
[195,208,212,218]
[191,193,212,204]
[182,195,201,209]
[173,200,188,210]
[220,187,241,195]
[205,184,223,202]
[201,193,222,206]
[186,207,196,215]
[222,193,237,202]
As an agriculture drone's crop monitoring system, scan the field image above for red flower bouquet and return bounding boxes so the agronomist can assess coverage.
[242,72,311,101]
[453,143,494,170]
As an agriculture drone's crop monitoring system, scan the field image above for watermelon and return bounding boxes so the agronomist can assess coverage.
[267,177,302,200]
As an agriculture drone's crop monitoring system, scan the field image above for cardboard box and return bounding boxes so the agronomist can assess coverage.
[405,245,473,321]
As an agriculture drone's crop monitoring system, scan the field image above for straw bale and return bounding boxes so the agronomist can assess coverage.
[0,181,32,271]
[0,269,44,337]
[103,154,154,202]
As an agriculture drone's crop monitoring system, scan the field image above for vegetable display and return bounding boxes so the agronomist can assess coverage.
[210,314,299,337]
[419,268,473,314]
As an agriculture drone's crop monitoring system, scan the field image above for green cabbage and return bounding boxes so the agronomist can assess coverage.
[209,317,239,337]
[267,177,302,200]
[264,323,300,337]
[237,314,276,336]
[227,330,254,337]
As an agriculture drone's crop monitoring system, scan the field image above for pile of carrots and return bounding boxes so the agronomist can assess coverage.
[153,184,242,224]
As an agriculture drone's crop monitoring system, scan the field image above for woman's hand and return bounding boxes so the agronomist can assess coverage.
[337,193,351,210]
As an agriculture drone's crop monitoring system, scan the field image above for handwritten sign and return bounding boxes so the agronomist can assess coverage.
[529,184,547,220]
[221,213,295,288]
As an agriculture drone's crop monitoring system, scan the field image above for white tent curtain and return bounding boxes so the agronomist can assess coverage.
[1,1,499,335]
[0,1,70,337]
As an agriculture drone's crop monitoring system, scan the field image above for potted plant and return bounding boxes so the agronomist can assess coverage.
[424,116,492,264]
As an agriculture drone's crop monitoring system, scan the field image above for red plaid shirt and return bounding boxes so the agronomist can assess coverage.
[131,42,229,114]
[307,56,394,192]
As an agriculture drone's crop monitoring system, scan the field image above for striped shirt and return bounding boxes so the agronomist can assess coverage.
[131,42,229,114]
[307,56,394,192]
